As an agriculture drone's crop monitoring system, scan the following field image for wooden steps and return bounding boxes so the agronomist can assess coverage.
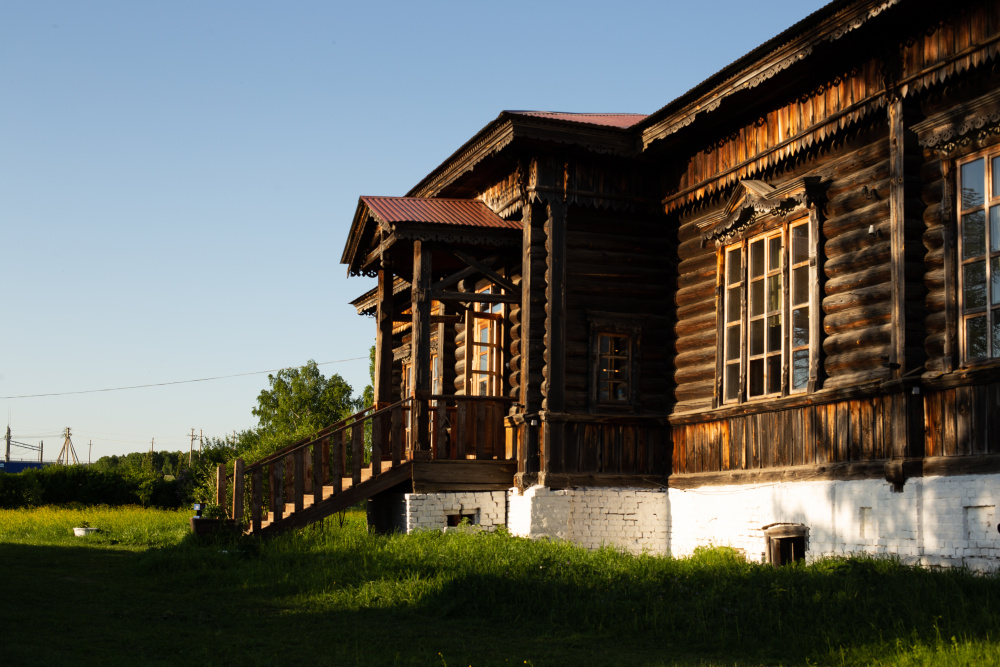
[249,460,413,537]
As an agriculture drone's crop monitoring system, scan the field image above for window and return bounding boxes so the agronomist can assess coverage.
[588,313,641,411]
[597,333,631,402]
[470,285,504,396]
[957,151,1000,362]
[722,218,815,403]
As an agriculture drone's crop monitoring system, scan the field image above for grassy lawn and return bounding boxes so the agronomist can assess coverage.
[2,505,999,666]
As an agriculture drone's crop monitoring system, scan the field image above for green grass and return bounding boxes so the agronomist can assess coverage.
[2,506,999,666]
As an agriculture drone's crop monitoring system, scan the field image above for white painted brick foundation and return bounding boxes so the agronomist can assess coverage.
[501,474,1000,571]
[405,491,507,532]
[507,485,670,554]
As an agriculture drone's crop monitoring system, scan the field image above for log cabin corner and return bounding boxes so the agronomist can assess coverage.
[236,0,1000,570]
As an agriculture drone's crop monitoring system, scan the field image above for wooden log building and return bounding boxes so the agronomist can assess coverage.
[237,0,1000,568]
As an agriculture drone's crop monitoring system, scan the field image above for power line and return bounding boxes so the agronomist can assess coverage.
[0,356,368,400]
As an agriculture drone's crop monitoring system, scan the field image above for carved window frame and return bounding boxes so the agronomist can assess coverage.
[955,148,1000,365]
[587,312,642,413]
[699,178,824,407]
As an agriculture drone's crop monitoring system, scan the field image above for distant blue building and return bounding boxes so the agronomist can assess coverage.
[0,461,49,474]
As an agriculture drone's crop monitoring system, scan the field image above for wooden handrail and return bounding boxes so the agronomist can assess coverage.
[244,402,390,473]
[237,393,515,530]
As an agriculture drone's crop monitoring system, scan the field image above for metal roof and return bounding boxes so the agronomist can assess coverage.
[505,111,648,129]
[359,196,521,230]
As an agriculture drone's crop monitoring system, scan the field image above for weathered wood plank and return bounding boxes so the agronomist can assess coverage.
[293,448,304,513]
[331,430,344,494]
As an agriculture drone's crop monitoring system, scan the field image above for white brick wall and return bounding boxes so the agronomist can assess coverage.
[405,491,507,533]
[507,485,670,555]
[503,474,1000,571]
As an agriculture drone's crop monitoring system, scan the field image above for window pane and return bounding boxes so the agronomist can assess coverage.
[726,326,741,361]
[600,335,609,354]
[992,205,1000,253]
[725,364,740,401]
[791,224,809,264]
[767,274,781,312]
[792,350,809,390]
[964,261,987,310]
[767,314,782,352]
[614,383,628,402]
[750,239,764,278]
[993,257,1000,306]
[766,355,781,394]
[768,236,781,271]
[479,353,488,371]
[967,315,988,358]
[748,359,764,397]
[727,286,741,322]
[993,310,1000,359]
[963,211,986,259]
[994,310,1000,359]
[792,307,810,347]
[727,248,742,285]
[610,335,627,357]
[961,159,985,209]
[994,156,1000,199]
[750,319,764,355]
[792,266,809,306]
[751,279,764,317]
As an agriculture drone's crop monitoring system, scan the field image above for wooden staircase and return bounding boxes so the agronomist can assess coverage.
[230,395,516,537]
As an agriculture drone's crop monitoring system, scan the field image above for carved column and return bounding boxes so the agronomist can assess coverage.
[375,258,394,406]
[411,240,432,457]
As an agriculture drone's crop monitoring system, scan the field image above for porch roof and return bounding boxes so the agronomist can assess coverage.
[341,196,521,277]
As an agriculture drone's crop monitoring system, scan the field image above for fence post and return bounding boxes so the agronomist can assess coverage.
[251,467,262,532]
[293,448,304,512]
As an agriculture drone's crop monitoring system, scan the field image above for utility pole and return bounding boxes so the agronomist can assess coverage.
[39,441,43,463]
[189,428,196,465]
[88,440,92,465]
[199,429,203,457]
[5,425,10,465]
[150,437,155,454]
[56,427,79,465]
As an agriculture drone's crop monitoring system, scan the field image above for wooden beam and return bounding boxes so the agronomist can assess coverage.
[429,290,520,305]
[432,255,500,292]
[412,240,431,455]
[445,247,520,295]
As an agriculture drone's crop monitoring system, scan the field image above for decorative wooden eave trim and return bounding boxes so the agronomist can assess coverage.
[697,176,822,247]
[351,276,411,316]
[640,0,902,150]
[408,114,640,200]
[912,88,1000,155]
[389,222,520,248]
[341,201,378,277]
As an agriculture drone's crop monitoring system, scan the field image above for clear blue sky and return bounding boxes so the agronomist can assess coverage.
[1,0,829,460]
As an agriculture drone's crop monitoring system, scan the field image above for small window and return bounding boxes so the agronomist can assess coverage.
[957,151,1000,363]
[588,313,642,411]
[597,333,631,402]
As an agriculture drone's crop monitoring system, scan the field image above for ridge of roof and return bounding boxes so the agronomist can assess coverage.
[505,111,648,129]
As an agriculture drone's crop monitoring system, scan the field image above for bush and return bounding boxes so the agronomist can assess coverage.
[0,466,182,509]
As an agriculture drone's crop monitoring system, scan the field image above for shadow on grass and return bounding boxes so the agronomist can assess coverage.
[3,529,999,666]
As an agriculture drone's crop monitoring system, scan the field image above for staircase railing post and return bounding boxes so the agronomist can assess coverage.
[270,460,284,522]
[251,467,262,532]
[216,463,227,512]
[391,404,402,466]
[371,409,383,478]
[312,438,324,507]
[332,430,343,494]
[293,448,305,513]
[352,420,363,486]
[232,458,245,523]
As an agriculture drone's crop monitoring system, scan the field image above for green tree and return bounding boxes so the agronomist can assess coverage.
[248,360,360,457]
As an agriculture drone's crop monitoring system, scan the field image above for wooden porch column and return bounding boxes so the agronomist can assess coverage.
[375,258,394,406]
[519,200,547,477]
[411,240,432,457]
[543,200,567,474]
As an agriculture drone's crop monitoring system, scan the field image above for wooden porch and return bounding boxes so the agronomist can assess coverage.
[231,394,516,536]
